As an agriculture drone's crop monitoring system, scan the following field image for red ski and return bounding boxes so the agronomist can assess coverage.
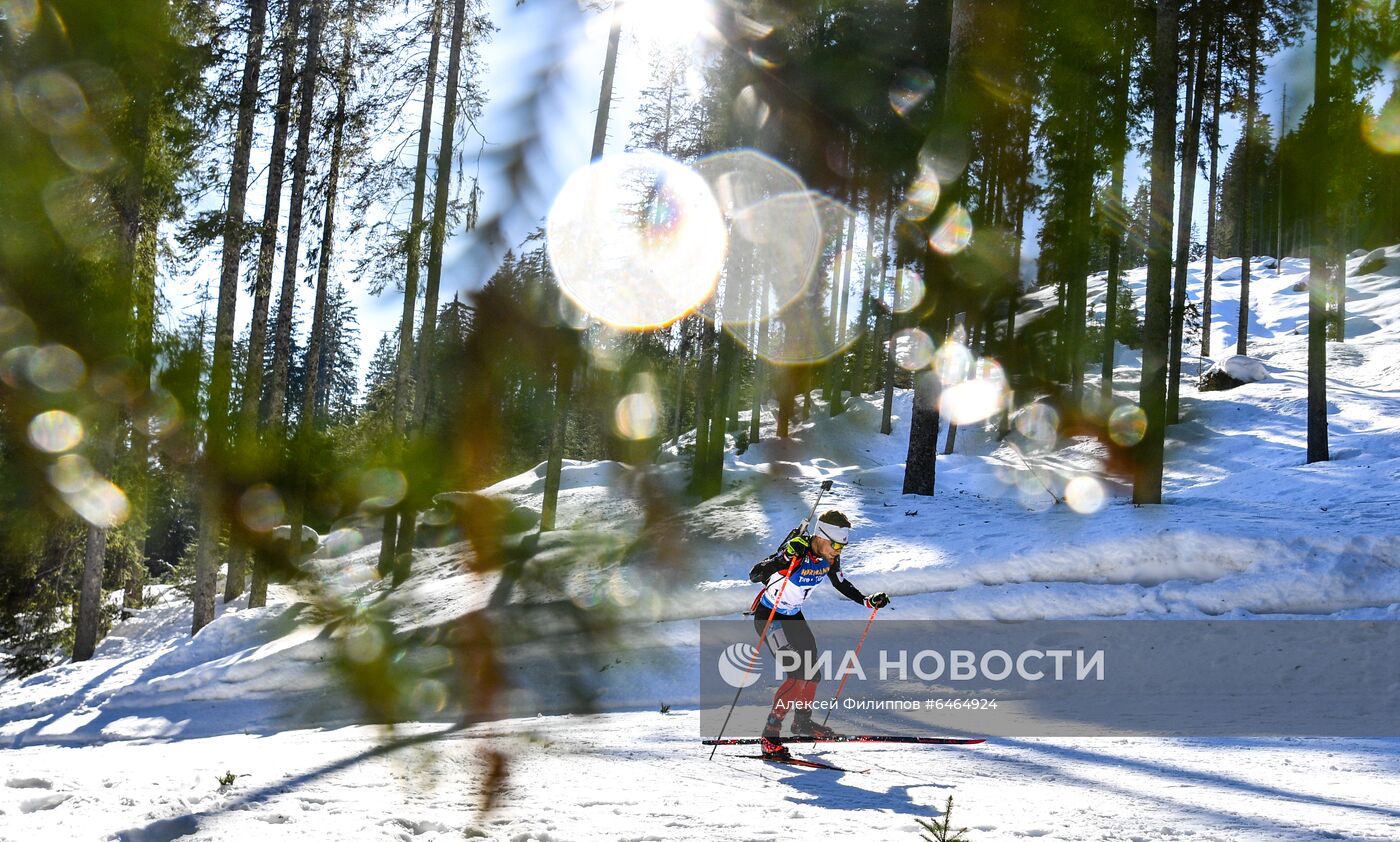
[739,754,866,772]
[704,735,984,746]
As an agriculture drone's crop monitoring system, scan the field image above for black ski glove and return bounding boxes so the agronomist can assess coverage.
[864,592,890,609]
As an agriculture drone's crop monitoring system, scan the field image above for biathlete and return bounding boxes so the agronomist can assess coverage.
[746,509,889,759]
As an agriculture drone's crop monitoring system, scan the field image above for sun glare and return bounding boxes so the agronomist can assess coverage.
[616,0,715,48]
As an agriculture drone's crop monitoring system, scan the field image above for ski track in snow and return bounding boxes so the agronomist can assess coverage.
[3,251,1400,840]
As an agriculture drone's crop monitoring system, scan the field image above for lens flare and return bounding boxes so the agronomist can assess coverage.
[1107,404,1148,447]
[614,392,659,440]
[133,389,183,438]
[892,268,925,313]
[939,359,1008,425]
[0,306,36,349]
[889,67,935,117]
[359,468,407,510]
[929,204,973,255]
[15,69,88,134]
[546,151,726,330]
[736,194,870,365]
[1064,475,1107,515]
[893,327,935,371]
[1362,98,1400,154]
[69,479,129,528]
[733,85,771,129]
[321,528,365,558]
[1,0,41,40]
[51,124,117,173]
[49,453,95,494]
[694,151,818,328]
[932,339,973,386]
[900,173,940,221]
[1014,403,1060,451]
[43,176,119,261]
[28,410,83,453]
[238,484,285,533]
[0,346,35,387]
[26,344,86,392]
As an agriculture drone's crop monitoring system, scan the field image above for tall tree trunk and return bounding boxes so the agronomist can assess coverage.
[268,0,326,431]
[542,3,621,528]
[1307,0,1331,464]
[1102,32,1130,400]
[1201,26,1223,358]
[903,369,939,494]
[828,201,856,417]
[881,266,902,435]
[1134,0,1177,505]
[380,0,444,578]
[866,188,894,392]
[852,188,877,397]
[299,2,353,437]
[1065,119,1093,405]
[242,0,302,610]
[1168,11,1211,422]
[1235,8,1258,357]
[206,0,268,608]
[903,0,956,495]
[399,0,468,561]
[241,0,301,437]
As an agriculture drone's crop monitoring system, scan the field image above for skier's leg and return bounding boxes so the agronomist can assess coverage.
[785,614,836,738]
[754,613,807,747]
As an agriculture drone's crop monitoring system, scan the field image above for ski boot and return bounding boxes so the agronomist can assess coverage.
[760,733,791,760]
[790,714,838,740]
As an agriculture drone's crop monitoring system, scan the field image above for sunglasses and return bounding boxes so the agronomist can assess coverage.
[830,541,846,551]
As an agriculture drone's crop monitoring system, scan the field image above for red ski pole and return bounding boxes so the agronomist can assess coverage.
[816,603,879,734]
[707,557,801,760]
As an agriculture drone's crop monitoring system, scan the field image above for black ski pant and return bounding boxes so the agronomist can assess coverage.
[753,609,821,682]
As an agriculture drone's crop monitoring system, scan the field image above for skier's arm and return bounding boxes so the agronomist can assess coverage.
[827,557,867,605]
[748,535,809,583]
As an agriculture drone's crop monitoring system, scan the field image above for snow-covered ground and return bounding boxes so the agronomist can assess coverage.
[3,249,1400,841]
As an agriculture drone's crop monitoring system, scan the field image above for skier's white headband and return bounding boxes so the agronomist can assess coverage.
[811,520,850,546]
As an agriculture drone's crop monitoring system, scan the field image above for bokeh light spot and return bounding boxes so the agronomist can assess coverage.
[65,477,129,528]
[889,67,935,117]
[1,0,41,40]
[733,84,771,129]
[49,453,95,494]
[893,268,925,313]
[546,151,726,330]
[1064,475,1107,515]
[1362,98,1400,154]
[51,124,117,173]
[359,468,407,510]
[932,339,973,386]
[0,345,37,387]
[899,173,940,221]
[929,203,973,255]
[1014,403,1060,451]
[27,344,86,392]
[0,306,37,349]
[15,69,88,134]
[614,392,659,440]
[939,359,1008,425]
[892,327,935,371]
[1107,403,1148,447]
[28,409,84,453]
[134,389,183,438]
[238,484,286,533]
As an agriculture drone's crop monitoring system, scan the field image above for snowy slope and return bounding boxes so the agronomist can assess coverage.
[3,250,1400,840]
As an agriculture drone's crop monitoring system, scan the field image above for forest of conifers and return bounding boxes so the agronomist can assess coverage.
[1,0,1397,677]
